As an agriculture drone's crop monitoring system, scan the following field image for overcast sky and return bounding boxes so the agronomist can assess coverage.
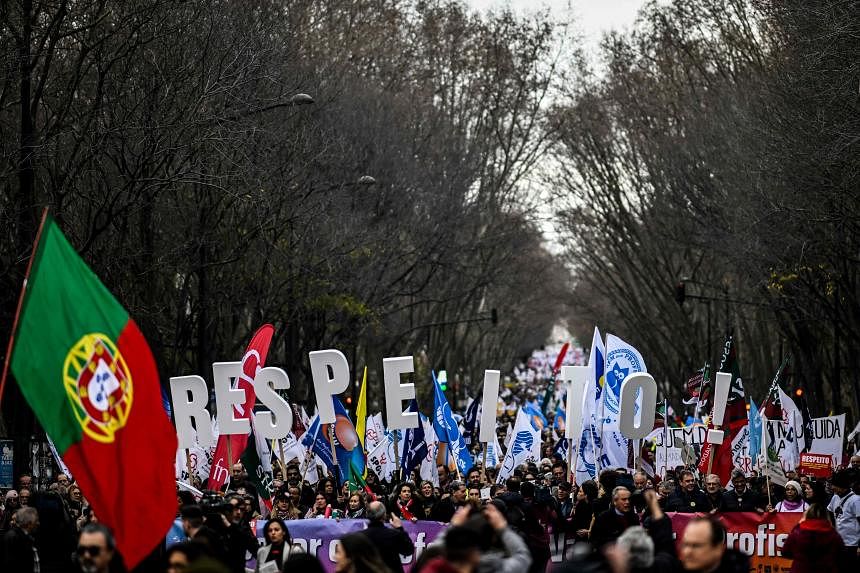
[466,0,648,56]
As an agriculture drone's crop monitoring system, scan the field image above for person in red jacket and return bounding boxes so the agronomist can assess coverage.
[781,503,844,573]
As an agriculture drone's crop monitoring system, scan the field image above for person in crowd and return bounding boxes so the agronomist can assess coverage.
[827,469,860,568]
[223,493,259,572]
[359,501,415,573]
[775,480,809,513]
[67,483,84,521]
[656,480,675,510]
[432,482,467,522]
[346,492,367,519]
[667,470,709,513]
[256,517,305,572]
[592,470,617,515]
[306,493,330,519]
[433,502,532,573]
[554,480,574,521]
[319,478,340,508]
[802,480,828,506]
[19,487,31,507]
[334,531,392,573]
[703,474,725,513]
[390,482,419,522]
[2,506,39,572]
[180,504,224,560]
[850,455,860,470]
[166,541,208,572]
[782,503,843,573]
[722,470,763,512]
[616,526,658,573]
[421,526,481,573]
[18,473,33,491]
[467,486,481,501]
[418,481,438,519]
[75,523,118,573]
[271,492,301,520]
[551,462,567,485]
[680,516,750,573]
[366,470,390,499]
[286,484,309,516]
[590,486,640,548]
[518,481,554,573]
[0,489,20,533]
[632,470,650,491]
[572,479,597,541]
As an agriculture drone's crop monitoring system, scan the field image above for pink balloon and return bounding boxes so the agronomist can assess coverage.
[334,416,358,451]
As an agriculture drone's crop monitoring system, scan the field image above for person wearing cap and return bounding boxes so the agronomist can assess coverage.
[827,470,860,568]
[774,481,809,513]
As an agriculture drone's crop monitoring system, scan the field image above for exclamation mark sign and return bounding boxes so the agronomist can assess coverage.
[706,372,732,444]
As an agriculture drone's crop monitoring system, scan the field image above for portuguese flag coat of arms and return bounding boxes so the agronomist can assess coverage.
[8,215,178,568]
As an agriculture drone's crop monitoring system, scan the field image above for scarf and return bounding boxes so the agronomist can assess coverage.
[778,498,808,512]
[398,499,415,521]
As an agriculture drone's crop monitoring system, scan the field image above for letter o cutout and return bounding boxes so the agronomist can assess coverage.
[619,372,657,439]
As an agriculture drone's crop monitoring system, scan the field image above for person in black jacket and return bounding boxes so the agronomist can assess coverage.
[590,486,640,548]
[359,501,415,573]
[721,470,764,512]
[666,471,709,513]
[2,506,39,572]
[702,475,726,514]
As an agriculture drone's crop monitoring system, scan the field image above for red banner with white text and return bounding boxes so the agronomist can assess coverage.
[669,512,801,573]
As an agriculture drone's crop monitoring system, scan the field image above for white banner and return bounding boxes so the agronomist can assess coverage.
[806,414,845,465]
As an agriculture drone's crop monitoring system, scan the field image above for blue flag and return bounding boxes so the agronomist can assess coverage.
[463,396,480,444]
[432,371,474,475]
[523,401,547,430]
[553,436,569,462]
[748,398,762,461]
[333,397,366,484]
[301,414,336,475]
[401,399,428,476]
[554,406,566,433]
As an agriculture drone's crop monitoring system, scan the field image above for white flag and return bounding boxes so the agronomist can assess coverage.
[420,416,440,484]
[601,333,646,470]
[497,409,540,483]
[576,327,604,484]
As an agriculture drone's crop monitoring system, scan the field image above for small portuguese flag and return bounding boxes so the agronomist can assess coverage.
[9,216,178,568]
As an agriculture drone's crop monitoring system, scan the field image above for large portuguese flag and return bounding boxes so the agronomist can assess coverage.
[9,216,178,568]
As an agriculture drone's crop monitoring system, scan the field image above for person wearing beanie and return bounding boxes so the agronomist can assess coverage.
[775,481,809,513]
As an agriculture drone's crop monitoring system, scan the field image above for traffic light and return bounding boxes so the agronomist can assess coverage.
[795,388,803,398]
[674,282,686,305]
[438,370,448,391]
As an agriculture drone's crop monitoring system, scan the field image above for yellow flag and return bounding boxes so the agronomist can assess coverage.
[356,366,368,450]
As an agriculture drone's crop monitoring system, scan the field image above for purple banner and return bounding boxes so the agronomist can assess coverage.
[248,518,446,572]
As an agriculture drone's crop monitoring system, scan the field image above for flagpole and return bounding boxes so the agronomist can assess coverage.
[662,399,669,481]
[227,439,234,489]
[393,430,400,481]
[301,415,324,483]
[185,449,195,486]
[328,423,340,485]
[274,438,288,479]
[0,207,49,410]
[481,443,488,484]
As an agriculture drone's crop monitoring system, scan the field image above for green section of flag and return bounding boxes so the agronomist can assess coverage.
[10,218,128,453]
[240,435,273,504]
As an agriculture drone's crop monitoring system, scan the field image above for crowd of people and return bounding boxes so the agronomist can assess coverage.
[2,452,859,573]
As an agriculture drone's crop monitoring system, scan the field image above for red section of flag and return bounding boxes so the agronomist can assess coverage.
[62,320,177,569]
[207,324,274,490]
[553,343,570,375]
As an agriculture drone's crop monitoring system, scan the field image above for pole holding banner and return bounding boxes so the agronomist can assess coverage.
[480,370,500,484]
[562,365,588,483]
